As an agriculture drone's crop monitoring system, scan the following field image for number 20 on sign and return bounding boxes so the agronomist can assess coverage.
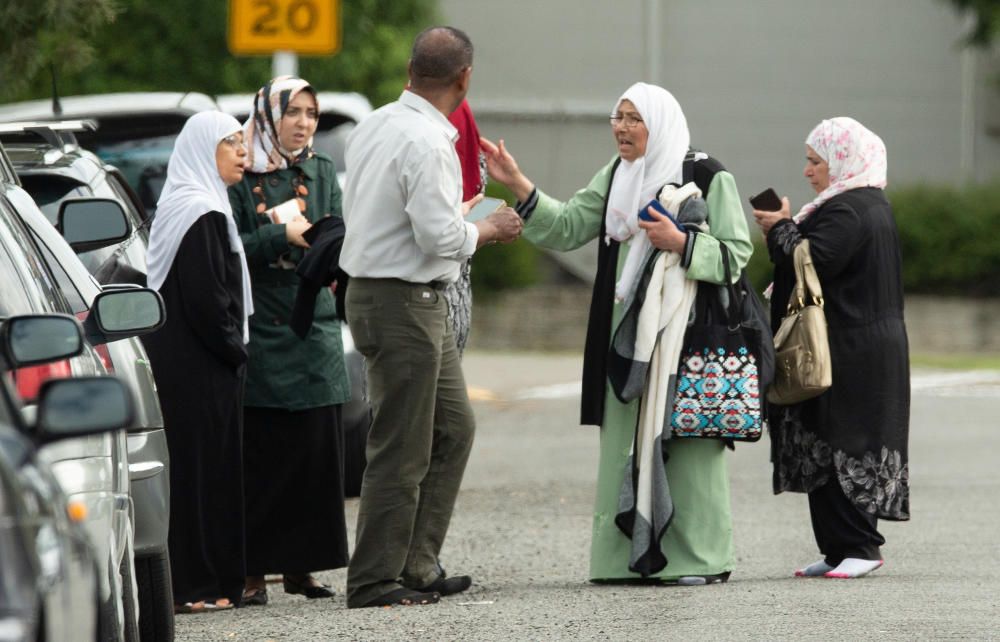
[228,0,340,55]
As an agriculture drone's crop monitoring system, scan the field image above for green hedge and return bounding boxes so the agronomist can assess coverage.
[472,181,1000,300]
[889,181,1000,296]
[469,182,540,296]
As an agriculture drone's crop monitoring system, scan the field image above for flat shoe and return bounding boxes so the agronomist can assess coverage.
[283,576,335,599]
[240,587,268,607]
[350,588,440,609]
[415,574,472,597]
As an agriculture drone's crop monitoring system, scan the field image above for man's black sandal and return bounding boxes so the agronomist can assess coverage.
[353,588,440,608]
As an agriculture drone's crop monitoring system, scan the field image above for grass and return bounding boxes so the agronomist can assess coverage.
[910,352,1000,371]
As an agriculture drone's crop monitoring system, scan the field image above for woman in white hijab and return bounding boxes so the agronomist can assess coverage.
[144,110,253,612]
[482,83,753,584]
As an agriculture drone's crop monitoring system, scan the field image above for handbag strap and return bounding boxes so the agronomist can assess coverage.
[718,243,742,330]
[791,240,824,311]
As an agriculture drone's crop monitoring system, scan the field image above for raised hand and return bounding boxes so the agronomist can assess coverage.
[480,136,534,202]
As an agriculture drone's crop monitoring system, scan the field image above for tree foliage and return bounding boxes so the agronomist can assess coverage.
[2,0,437,106]
[943,0,1000,47]
[0,0,119,98]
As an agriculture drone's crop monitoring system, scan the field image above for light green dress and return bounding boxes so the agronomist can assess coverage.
[522,157,753,580]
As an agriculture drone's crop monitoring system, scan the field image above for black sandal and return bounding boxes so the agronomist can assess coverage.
[240,586,268,607]
[351,588,440,608]
[283,575,334,599]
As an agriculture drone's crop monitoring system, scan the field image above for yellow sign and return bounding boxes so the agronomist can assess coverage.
[228,0,340,55]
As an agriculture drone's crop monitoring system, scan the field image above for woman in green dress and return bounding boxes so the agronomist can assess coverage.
[482,82,752,583]
[228,76,350,604]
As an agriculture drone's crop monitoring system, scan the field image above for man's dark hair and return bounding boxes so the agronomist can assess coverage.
[409,26,473,90]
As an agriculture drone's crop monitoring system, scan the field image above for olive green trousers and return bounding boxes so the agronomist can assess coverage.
[345,278,475,607]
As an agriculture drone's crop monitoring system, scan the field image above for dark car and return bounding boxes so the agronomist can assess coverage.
[0,314,136,642]
[0,122,175,642]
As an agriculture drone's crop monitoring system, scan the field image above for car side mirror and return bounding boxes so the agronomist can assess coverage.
[0,314,84,371]
[57,198,131,253]
[35,376,134,444]
[82,288,166,346]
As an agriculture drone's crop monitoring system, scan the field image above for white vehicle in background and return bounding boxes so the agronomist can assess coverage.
[215,91,372,187]
[0,92,219,214]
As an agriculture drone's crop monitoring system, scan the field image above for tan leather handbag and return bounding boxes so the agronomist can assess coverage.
[767,240,832,405]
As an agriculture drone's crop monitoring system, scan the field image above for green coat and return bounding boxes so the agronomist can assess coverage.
[228,153,349,410]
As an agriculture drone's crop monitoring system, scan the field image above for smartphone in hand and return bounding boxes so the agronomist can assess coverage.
[638,199,685,231]
[749,188,782,212]
[465,196,506,222]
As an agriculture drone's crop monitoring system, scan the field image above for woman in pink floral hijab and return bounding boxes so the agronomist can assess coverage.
[753,117,910,581]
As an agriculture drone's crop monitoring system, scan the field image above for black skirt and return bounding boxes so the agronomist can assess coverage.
[243,405,349,575]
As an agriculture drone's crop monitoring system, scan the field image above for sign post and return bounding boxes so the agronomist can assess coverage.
[228,0,341,56]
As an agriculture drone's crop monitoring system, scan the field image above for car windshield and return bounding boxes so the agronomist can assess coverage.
[91,134,175,214]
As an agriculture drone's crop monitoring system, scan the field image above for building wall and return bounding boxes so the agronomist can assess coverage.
[441,0,999,203]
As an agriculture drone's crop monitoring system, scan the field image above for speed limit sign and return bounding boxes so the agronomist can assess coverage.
[228,0,340,55]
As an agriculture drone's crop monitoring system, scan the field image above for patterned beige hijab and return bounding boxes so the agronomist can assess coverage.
[243,75,318,173]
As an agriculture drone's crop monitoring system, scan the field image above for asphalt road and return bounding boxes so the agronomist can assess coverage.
[178,353,1000,641]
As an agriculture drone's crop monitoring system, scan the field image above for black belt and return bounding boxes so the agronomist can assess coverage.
[354,277,449,291]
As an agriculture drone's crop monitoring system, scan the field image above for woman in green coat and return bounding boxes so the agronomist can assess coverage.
[482,83,752,584]
[228,76,350,605]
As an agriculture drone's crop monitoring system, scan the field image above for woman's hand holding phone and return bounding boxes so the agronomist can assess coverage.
[751,190,793,237]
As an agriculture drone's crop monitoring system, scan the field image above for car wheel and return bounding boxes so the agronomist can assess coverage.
[135,549,174,642]
[120,550,140,642]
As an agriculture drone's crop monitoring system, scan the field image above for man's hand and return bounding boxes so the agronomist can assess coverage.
[462,193,485,217]
[475,206,523,247]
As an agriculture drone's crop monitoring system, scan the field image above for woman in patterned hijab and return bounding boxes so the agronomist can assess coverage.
[228,76,352,606]
[754,117,909,580]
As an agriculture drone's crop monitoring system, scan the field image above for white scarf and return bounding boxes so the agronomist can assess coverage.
[146,111,254,342]
[605,83,690,301]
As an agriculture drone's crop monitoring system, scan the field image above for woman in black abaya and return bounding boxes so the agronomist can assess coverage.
[144,111,254,612]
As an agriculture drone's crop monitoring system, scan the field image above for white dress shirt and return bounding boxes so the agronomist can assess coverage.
[340,90,479,283]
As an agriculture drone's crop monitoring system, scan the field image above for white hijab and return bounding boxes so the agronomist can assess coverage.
[146,111,254,342]
[606,83,690,300]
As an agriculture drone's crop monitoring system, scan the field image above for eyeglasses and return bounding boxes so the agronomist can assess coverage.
[609,114,645,129]
[220,134,246,150]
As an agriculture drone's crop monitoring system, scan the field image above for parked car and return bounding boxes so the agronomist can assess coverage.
[0,92,219,214]
[1,121,176,642]
[0,139,167,641]
[0,313,136,642]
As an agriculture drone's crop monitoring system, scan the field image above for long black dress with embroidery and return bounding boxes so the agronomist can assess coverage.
[767,187,910,521]
[142,211,248,605]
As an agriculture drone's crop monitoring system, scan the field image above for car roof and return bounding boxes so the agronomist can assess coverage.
[0,92,219,122]
[4,144,104,185]
[216,91,372,124]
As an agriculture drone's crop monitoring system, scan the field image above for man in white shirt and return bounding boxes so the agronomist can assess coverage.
[341,25,523,609]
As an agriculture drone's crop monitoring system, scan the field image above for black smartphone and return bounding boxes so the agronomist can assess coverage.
[749,188,782,212]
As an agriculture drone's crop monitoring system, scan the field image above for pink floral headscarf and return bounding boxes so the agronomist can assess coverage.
[794,117,887,224]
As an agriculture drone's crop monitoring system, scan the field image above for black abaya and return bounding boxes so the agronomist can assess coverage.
[142,211,248,606]
[243,405,349,575]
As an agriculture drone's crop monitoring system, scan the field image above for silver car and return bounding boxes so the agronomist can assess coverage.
[0,313,138,642]
[0,141,165,641]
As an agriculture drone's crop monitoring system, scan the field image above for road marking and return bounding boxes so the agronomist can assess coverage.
[470,371,1000,403]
